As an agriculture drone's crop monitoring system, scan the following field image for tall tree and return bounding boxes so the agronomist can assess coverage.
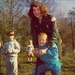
[0,0,25,30]
[0,0,25,42]
[68,8,75,52]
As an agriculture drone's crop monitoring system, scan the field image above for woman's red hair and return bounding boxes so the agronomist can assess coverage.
[28,1,48,19]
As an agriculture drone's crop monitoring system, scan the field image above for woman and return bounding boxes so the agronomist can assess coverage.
[28,1,61,75]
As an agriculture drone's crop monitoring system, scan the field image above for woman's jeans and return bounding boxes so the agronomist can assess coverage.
[32,64,61,75]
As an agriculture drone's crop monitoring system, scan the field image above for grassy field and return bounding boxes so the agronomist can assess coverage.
[0,51,75,75]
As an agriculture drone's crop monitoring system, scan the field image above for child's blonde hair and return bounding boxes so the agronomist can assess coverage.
[28,40,33,45]
[38,32,48,39]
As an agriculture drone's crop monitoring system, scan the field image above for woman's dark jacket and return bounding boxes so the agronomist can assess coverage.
[31,14,60,48]
[31,14,60,75]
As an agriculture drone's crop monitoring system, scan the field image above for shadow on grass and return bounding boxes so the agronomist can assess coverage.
[62,66,75,72]
[22,61,36,64]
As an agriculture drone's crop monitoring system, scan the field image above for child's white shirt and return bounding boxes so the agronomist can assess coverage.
[26,45,34,54]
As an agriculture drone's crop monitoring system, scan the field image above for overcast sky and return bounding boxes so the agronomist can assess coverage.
[57,0,75,12]
[54,0,75,17]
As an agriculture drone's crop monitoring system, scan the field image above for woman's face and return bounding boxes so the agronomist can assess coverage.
[33,6,41,19]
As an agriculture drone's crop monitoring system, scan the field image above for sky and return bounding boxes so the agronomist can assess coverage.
[57,0,75,13]
[0,0,75,16]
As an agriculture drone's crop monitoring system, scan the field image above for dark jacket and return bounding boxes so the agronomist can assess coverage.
[31,14,60,48]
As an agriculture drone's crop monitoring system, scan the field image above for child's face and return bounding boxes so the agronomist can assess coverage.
[8,34,14,40]
[29,40,32,45]
[38,36,47,46]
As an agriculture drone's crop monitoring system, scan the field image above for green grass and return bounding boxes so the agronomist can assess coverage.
[0,51,75,75]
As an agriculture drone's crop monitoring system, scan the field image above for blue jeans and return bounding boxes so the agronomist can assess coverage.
[32,64,60,75]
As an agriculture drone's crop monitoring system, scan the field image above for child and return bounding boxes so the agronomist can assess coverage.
[2,30,20,75]
[0,41,2,48]
[26,40,34,62]
[33,32,61,75]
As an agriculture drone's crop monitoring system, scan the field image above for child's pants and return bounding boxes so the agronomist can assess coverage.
[6,56,18,75]
[32,64,61,75]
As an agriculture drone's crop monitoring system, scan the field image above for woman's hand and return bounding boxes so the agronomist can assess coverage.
[32,48,39,56]
[32,47,48,57]
[38,47,48,56]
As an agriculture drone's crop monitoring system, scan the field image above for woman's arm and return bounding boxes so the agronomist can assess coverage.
[51,17,62,59]
[32,47,48,57]
[51,17,61,43]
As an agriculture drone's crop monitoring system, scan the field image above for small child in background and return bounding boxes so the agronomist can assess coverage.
[26,40,34,62]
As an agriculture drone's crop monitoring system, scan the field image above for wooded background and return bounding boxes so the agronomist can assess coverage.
[0,0,75,53]
[0,0,75,74]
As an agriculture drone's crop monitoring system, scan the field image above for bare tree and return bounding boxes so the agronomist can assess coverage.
[0,0,25,30]
[68,8,75,52]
